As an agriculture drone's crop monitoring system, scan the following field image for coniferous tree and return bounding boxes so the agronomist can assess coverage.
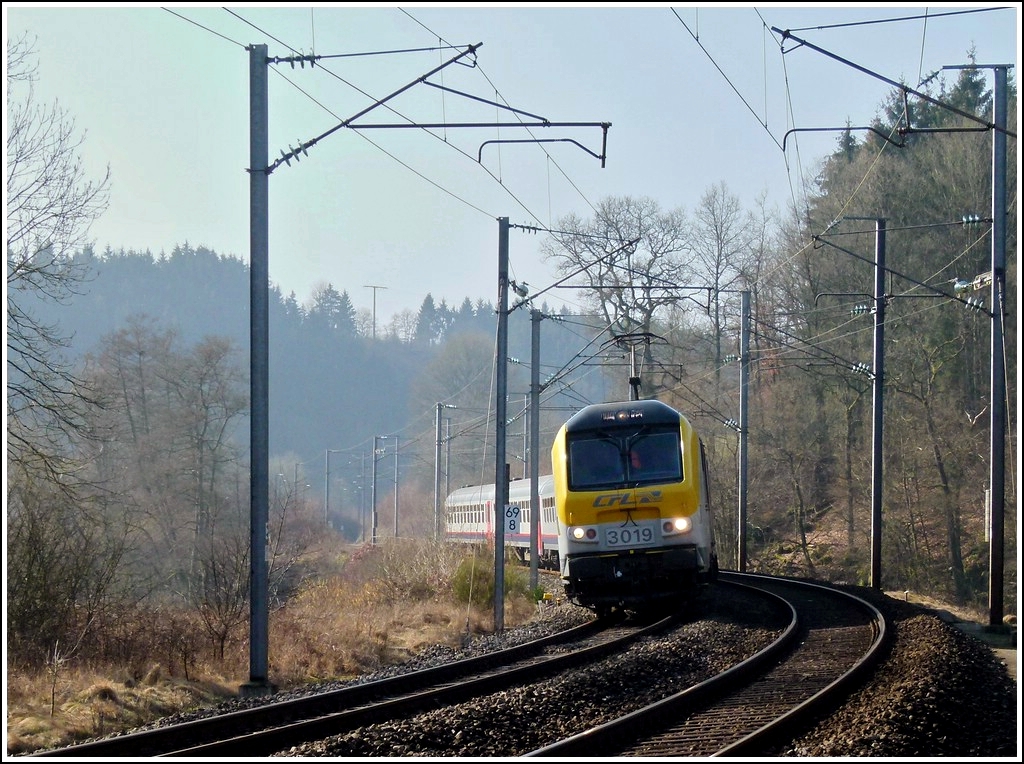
[414,293,440,345]
[306,282,356,336]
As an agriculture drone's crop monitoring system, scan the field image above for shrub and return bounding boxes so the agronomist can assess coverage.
[343,538,467,604]
[452,550,530,606]
[452,554,494,606]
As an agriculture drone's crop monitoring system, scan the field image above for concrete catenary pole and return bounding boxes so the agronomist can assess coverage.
[987,65,1007,626]
[434,404,455,539]
[371,436,381,546]
[494,217,510,632]
[393,436,400,538]
[870,219,886,590]
[529,308,542,592]
[737,290,750,573]
[244,43,272,697]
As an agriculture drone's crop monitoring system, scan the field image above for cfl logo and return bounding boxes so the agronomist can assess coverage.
[593,493,632,507]
[592,490,662,507]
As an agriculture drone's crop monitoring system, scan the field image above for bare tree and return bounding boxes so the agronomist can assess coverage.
[690,182,757,383]
[191,532,251,660]
[4,35,130,669]
[408,331,508,488]
[82,320,250,601]
[6,33,110,481]
[354,307,375,338]
[543,196,691,327]
[386,308,419,343]
[163,336,248,561]
[889,337,972,600]
[539,196,697,399]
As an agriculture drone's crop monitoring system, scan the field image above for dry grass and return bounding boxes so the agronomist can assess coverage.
[5,538,542,756]
[5,665,237,753]
[884,589,990,624]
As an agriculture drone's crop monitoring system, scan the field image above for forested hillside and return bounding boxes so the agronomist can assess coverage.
[17,240,615,521]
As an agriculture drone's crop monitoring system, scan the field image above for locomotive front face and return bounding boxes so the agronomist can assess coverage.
[551,401,715,613]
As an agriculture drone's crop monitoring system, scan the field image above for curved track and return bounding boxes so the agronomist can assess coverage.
[526,572,888,757]
[31,573,885,758]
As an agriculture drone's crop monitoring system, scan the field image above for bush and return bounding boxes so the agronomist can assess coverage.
[452,550,530,606]
[343,538,465,604]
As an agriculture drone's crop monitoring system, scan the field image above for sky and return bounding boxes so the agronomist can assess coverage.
[5,3,1020,326]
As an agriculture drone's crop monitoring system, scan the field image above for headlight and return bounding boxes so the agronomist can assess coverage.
[569,526,598,542]
[662,516,692,534]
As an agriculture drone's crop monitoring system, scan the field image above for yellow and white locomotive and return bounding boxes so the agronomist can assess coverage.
[551,399,718,617]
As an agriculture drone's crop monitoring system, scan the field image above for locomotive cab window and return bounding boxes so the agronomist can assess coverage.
[568,427,682,490]
[568,437,623,489]
[627,431,683,483]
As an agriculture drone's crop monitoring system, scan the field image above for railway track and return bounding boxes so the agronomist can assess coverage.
[30,610,670,757]
[526,572,888,757]
[30,574,884,758]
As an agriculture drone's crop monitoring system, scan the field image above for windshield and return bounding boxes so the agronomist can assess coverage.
[568,429,682,490]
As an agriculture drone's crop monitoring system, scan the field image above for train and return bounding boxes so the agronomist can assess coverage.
[443,473,560,570]
[443,398,718,617]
